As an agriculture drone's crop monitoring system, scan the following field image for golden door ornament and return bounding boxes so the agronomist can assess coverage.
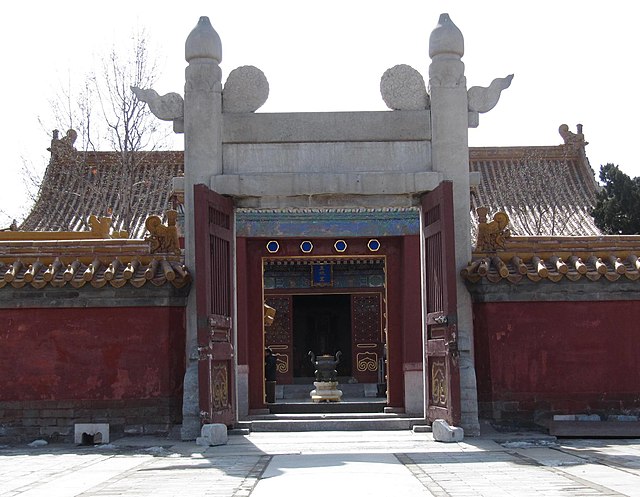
[431,360,447,406]
[356,351,378,372]
[213,363,229,409]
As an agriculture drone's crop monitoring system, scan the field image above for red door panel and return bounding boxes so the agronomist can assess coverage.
[351,293,383,384]
[422,181,461,426]
[194,184,235,426]
[265,296,294,385]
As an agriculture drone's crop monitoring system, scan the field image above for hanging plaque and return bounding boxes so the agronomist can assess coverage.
[311,264,332,287]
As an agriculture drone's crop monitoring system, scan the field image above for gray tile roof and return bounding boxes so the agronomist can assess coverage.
[20,133,600,238]
[470,144,600,237]
[20,148,184,238]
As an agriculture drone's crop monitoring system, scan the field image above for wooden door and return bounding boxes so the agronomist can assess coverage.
[194,184,235,426]
[351,293,383,384]
[265,296,294,384]
[422,181,461,426]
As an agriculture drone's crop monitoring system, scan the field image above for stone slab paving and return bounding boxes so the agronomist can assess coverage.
[251,453,432,497]
[0,443,267,497]
[1,432,639,496]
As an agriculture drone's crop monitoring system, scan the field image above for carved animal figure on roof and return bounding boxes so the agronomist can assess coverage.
[88,215,112,238]
[60,129,78,147]
[47,129,78,157]
[559,124,588,147]
[87,214,128,239]
[131,87,184,121]
[475,207,511,252]
[145,210,180,255]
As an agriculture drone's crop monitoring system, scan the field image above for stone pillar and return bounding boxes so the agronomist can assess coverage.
[428,14,480,435]
[181,16,224,440]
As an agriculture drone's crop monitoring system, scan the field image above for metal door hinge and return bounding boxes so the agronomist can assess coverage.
[434,315,448,325]
[197,346,212,361]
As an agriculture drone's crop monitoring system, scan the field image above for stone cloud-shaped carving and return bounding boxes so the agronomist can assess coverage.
[131,87,184,132]
[467,74,514,113]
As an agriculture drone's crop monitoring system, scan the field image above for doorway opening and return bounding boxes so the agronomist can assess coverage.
[246,238,414,412]
[292,294,352,381]
[262,256,388,407]
[265,292,386,386]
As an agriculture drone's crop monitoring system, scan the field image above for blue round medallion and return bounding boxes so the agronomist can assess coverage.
[368,239,381,252]
[300,240,313,253]
[266,240,280,253]
[334,240,347,252]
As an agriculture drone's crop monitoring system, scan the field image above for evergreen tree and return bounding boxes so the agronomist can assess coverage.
[592,164,640,234]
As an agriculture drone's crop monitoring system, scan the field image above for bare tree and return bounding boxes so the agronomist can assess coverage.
[0,208,17,230]
[95,33,168,233]
[47,71,98,154]
[23,29,174,237]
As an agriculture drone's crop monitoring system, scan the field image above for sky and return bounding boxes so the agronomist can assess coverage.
[1,0,638,227]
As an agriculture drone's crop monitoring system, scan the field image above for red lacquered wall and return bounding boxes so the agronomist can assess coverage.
[0,307,185,402]
[474,300,640,419]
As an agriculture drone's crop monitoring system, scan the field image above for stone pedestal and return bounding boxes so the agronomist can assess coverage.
[310,381,343,403]
[196,423,228,446]
[432,419,464,442]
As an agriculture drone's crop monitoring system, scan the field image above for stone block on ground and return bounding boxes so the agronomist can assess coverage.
[607,415,639,422]
[74,423,109,444]
[553,414,577,421]
[412,424,431,433]
[432,419,464,442]
[576,414,601,421]
[196,423,228,446]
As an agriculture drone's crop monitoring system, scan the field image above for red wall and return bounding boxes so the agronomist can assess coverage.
[0,307,185,402]
[474,300,640,419]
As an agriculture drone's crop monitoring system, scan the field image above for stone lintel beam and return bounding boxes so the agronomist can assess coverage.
[211,171,443,197]
[222,111,431,144]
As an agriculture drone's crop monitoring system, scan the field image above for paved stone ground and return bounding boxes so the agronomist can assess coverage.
[1,431,640,496]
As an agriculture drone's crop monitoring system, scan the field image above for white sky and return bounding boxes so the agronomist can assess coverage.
[1,0,638,226]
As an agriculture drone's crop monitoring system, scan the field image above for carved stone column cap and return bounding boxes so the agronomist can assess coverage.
[429,13,464,59]
[185,16,222,63]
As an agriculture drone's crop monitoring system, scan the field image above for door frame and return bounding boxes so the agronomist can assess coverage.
[239,236,414,412]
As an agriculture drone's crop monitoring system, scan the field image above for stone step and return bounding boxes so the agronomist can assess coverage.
[237,414,429,432]
[252,412,401,420]
[268,401,385,415]
[279,383,382,400]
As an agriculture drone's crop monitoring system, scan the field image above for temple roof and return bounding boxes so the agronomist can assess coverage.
[0,238,188,290]
[3,208,187,291]
[18,126,599,238]
[469,143,600,237]
[20,139,183,238]
[462,235,640,284]
[462,207,640,285]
